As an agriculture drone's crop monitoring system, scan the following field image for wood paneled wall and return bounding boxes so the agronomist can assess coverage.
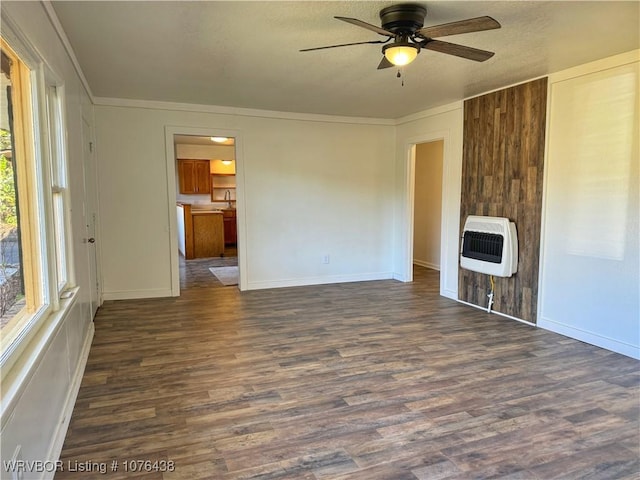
[459,78,547,323]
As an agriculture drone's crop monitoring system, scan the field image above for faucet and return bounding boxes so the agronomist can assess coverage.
[224,190,232,208]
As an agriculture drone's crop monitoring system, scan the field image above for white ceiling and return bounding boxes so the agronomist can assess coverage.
[51,1,639,119]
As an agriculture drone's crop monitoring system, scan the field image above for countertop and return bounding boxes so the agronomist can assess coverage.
[191,210,223,215]
[177,202,227,215]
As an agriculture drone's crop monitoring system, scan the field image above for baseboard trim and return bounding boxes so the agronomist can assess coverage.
[246,272,394,290]
[539,317,640,360]
[43,322,94,479]
[441,288,457,301]
[413,260,440,271]
[456,299,536,327]
[102,288,174,301]
[392,272,408,282]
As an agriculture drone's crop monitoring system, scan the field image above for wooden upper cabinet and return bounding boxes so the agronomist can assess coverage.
[178,159,211,194]
[194,161,211,193]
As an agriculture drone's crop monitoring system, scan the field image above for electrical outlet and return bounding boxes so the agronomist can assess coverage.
[322,254,330,264]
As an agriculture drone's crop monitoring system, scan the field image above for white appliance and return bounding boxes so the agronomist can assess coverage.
[460,215,518,277]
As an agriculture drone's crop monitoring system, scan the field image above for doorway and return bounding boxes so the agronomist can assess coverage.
[412,140,443,272]
[404,130,458,299]
[173,134,238,289]
[164,126,245,295]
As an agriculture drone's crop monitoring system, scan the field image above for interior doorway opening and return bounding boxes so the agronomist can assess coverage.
[412,140,444,273]
[405,134,450,294]
[165,126,244,295]
[173,134,238,289]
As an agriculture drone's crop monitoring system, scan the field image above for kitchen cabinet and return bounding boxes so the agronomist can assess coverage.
[222,209,237,245]
[210,173,236,205]
[192,212,224,257]
[177,203,224,258]
[178,159,210,194]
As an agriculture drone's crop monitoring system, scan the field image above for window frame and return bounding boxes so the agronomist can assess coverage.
[44,83,74,297]
[0,33,75,376]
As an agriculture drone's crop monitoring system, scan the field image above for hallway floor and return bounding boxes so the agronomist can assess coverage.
[179,245,238,290]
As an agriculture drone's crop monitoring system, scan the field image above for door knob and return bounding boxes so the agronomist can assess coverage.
[88,237,95,243]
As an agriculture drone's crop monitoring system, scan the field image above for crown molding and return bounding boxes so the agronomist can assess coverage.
[41,0,94,103]
[548,49,639,84]
[92,96,397,126]
[93,96,472,127]
[395,101,464,125]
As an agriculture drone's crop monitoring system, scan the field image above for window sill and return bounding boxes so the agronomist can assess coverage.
[0,286,79,423]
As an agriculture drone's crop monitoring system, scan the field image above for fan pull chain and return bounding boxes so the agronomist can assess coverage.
[397,69,405,87]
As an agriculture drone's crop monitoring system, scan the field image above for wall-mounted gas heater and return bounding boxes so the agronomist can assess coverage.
[460,216,518,277]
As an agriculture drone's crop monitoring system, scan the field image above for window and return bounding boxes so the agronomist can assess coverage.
[45,86,70,293]
[0,36,73,363]
[1,41,35,347]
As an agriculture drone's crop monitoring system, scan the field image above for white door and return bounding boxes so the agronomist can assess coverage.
[82,116,100,318]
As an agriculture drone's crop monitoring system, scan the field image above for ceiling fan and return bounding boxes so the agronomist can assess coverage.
[300,3,501,69]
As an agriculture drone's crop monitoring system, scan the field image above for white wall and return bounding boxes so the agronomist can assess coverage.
[0,2,96,478]
[539,51,640,359]
[413,141,443,270]
[94,104,395,297]
[175,143,234,160]
[393,104,464,300]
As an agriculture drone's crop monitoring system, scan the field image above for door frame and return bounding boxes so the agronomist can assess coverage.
[409,138,445,270]
[164,125,246,295]
[81,115,101,316]
[403,129,459,299]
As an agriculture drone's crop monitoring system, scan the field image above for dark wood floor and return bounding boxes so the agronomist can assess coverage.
[56,263,639,479]
[179,249,239,290]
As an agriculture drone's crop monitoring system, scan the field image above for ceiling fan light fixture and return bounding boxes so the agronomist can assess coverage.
[211,136,228,143]
[383,43,419,66]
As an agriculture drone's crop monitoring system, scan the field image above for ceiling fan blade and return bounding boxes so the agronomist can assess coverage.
[335,16,395,37]
[377,56,393,70]
[424,39,495,62]
[417,16,501,38]
[300,40,385,52]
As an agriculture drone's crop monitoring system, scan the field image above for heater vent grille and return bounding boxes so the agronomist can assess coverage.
[460,215,518,277]
[462,231,504,263]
